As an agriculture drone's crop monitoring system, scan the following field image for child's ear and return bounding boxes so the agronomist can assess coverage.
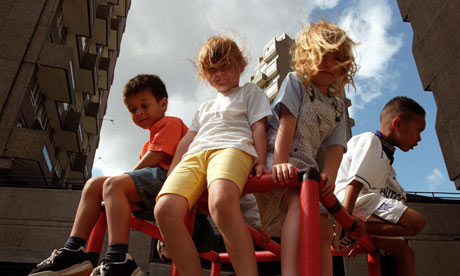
[160,97,168,112]
[392,117,402,131]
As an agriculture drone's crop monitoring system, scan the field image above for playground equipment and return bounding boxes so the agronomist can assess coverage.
[86,168,380,276]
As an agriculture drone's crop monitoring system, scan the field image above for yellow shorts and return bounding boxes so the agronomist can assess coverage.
[157,148,254,209]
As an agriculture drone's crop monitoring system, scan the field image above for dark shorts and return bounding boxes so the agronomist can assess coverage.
[125,167,167,209]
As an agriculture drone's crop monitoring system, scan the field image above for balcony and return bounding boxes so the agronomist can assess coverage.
[82,114,99,135]
[253,72,268,87]
[98,50,116,90]
[93,4,113,46]
[62,0,97,37]
[4,128,56,177]
[84,97,100,118]
[54,130,80,153]
[70,153,88,173]
[113,0,131,17]
[37,44,76,103]
[108,16,126,51]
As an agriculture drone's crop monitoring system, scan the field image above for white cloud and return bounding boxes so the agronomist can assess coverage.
[426,168,445,191]
[338,0,403,114]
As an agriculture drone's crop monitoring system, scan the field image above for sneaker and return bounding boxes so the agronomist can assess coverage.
[90,253,143,276]
[332,224,356,253]
[29,246,93,276]
[156,240,171,262]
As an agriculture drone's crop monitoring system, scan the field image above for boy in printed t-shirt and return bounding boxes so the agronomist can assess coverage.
[334,96,427,276]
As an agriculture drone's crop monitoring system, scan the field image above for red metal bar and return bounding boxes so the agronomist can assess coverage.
[367,251,381,276]
[318,180,376,252]
[300,169,321,276]
[248,226,281,256]
[129,214,162,239]
[86,211,107,254]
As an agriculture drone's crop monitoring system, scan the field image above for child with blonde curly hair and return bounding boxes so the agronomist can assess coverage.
[255,21,358,275]
[154,36,272,276]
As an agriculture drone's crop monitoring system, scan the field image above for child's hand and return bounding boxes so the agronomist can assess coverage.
[259,228,271,247]
[253,162,267,178]
[320,173,335,197]
[272,163,296,185]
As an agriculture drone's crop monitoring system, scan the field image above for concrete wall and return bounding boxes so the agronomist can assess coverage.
[2,188,460,275]
[397,0,460,190]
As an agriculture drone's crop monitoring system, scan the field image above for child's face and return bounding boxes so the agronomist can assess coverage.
[205,60,242,93]
[311,51,344,91]
[395,115,426,152]
[125,88,167,129]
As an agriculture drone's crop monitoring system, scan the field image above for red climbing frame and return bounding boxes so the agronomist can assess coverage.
[86,169,380,276]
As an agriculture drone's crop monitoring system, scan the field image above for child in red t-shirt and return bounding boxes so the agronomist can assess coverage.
[29,74,188,276]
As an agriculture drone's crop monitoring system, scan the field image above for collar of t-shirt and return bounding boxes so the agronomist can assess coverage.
[374,130,396,165]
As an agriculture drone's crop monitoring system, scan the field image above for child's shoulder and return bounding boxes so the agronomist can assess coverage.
[154,116,187,129]
[348,132,380,149]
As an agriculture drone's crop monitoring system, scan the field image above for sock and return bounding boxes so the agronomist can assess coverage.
[64,236,86,250]
[105,244,129,262]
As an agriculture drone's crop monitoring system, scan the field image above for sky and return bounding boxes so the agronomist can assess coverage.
[92,0,458,194]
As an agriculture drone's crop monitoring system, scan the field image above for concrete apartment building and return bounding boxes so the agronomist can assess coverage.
[0,0,130,188]
[397,0,460,190]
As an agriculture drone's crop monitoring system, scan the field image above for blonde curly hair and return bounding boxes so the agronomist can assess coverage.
[294,21,358,95]
[197,36,247,81]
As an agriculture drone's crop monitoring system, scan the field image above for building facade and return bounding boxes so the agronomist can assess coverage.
[397,0,460,190]
[0,0,130,188]
[250,33,295,101]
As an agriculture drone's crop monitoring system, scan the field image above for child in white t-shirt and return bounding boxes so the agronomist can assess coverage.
[334,96,427,276]
[154,36,272,276]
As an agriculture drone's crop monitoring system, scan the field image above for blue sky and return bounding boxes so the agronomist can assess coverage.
[93,0,457,194]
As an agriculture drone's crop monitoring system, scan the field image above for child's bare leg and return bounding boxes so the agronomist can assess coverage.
[320,214,333,276]
[154,194,202,276]
[208,179,258,276]
[365,208,426,237]
[280,188,300,276]
[70,176,108,239]
[374,238,416,276]
[102,174,143,245]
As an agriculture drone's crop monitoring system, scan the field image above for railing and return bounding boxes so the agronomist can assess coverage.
[0,174,86,190]
[406,191,460,203]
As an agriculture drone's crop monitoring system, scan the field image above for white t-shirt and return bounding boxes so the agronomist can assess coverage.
[335,132,407,221]
[187,82,272,158]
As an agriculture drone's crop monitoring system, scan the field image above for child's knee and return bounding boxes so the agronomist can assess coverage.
[82,176,105,196]
[102,177,120,197]
[405,211,426,235]
[208,193,240,222]
[154,195,188,225]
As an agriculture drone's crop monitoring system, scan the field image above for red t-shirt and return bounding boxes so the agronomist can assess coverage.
[139,116,188,170]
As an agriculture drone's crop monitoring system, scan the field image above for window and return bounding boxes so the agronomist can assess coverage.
[57,12,65,40]
[37,106,50,130]
[78,124,84,143]
[30,81,43,112]
[81,36,88,51]
[69,60,76,90]
[43,146,53,172]
[264,42,275,58]
[16,115,27,128]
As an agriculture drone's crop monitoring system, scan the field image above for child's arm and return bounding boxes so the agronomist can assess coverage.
[320,144,343,196]
[342,180,366,237]
[251,117,268,177]
[167,130,197,176]
[132,151,166,171]
[272,105,297,185]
